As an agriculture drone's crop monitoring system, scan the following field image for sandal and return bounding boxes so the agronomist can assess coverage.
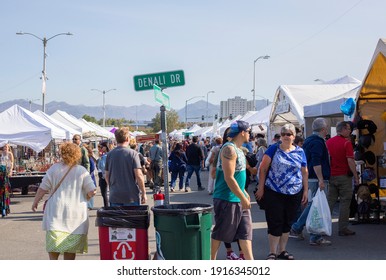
[277,250,294,260]
[266,253,277,260]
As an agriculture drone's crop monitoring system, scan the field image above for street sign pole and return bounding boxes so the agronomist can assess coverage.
[160,105,170,205]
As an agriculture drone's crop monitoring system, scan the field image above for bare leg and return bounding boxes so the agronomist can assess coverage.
[48,252,60,260]
[238,239,254,260]
[268,234,280,255]
[211,238,221,260]
[278,232,289,253]
[63,252,76,260]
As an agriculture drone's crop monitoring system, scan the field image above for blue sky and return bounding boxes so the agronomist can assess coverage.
[0,0,384,110]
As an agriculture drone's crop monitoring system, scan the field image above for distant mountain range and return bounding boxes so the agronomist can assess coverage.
[0,99,220,122]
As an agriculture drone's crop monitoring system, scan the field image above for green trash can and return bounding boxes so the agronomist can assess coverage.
[151,203,213,260]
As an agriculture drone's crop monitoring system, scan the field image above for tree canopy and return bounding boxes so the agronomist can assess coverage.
[150,109,184,133]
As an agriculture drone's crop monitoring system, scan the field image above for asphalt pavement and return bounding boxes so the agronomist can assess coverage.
[1,170,386,260]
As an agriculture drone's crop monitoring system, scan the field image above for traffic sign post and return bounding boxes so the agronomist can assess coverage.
[160,105,170,205]
[134,70,185,91]
[153,84,170,110]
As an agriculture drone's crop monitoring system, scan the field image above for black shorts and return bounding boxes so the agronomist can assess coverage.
[264,187,302,236]
[211,199,252,242]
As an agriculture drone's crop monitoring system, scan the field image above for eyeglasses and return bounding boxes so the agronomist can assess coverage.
[281,133,293,137]
[72,138,79,141]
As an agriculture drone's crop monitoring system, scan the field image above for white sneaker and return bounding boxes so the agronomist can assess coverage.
[226,252,242,260]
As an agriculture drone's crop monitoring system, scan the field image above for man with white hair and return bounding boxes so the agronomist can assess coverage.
[290,118,331,245]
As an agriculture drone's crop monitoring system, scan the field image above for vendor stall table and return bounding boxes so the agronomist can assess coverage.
[10,172,45,195]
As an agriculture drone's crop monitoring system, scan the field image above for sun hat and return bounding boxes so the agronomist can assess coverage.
[363,151,376,165]
[357,119,377,135]
[359,134,375,149]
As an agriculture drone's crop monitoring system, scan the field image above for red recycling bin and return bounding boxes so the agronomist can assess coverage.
[96,206,150,260]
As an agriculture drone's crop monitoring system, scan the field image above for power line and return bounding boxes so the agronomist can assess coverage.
[276,0,364,58]
[0,72,41,94]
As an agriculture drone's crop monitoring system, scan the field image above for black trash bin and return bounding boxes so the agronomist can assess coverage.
[96,206,150,260]
[151,203,213,260]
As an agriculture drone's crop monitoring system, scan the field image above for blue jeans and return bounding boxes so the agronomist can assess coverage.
[170,168,185,189]
[185,165,202,188]
[291,179,329,242]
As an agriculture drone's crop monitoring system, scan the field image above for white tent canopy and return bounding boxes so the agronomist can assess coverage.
[193,126,213,138]
[51,110,97,137]
[242,104,273,135]
[169,129,187,140]
[0,105,53,152]
[323,75,361,84]
[185,124,202,134]
[35,110,81,140]
[270,82,361,130]
[50,110,84,134]
[79,119,115,139]
[303,86,360,118]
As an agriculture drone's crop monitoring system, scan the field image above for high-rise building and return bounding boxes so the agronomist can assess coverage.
[220,96,271,119]
[220,96,247,119]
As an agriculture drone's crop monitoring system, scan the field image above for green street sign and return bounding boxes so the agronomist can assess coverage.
[154,84,170,110]
[134,70,185,91]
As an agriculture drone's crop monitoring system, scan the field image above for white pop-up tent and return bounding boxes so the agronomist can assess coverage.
[50,110,84,134]
[50,110,96,137]
[0,105,54,152]
[79,119,115,139]
[242,104,273,135]
[270,82,361,135]
[303,85,361,136]
[35,110,81,140]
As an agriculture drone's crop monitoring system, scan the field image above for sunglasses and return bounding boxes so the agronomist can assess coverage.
[72,138,80,141]
[281,133,293,137]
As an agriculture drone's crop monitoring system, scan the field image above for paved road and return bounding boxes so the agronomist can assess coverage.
[1,170,386,260]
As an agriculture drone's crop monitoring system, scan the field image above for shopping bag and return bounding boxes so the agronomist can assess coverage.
[306,188,332,236]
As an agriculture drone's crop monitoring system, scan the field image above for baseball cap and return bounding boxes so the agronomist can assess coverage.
[227,120,250,138]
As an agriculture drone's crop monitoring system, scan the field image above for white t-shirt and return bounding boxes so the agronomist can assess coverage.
[39,163,96,234]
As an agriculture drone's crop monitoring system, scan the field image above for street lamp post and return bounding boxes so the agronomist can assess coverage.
[252,93,269,108]
[26,98,40,111]
[16,31,73,113]
[206,91,215,127]
[252,55,270,111]
[185,95,205,128]
[91,88,117,127]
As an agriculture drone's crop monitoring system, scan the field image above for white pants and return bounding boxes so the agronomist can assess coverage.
[208,165,215,193]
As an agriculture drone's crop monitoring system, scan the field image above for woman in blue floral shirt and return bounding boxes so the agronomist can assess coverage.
[255,124,308,260]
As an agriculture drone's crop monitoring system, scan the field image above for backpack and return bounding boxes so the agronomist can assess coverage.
[245,152,257,168]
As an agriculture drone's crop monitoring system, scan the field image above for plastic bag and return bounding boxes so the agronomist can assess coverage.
[306,189,332,236]
[205,151,212,168]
